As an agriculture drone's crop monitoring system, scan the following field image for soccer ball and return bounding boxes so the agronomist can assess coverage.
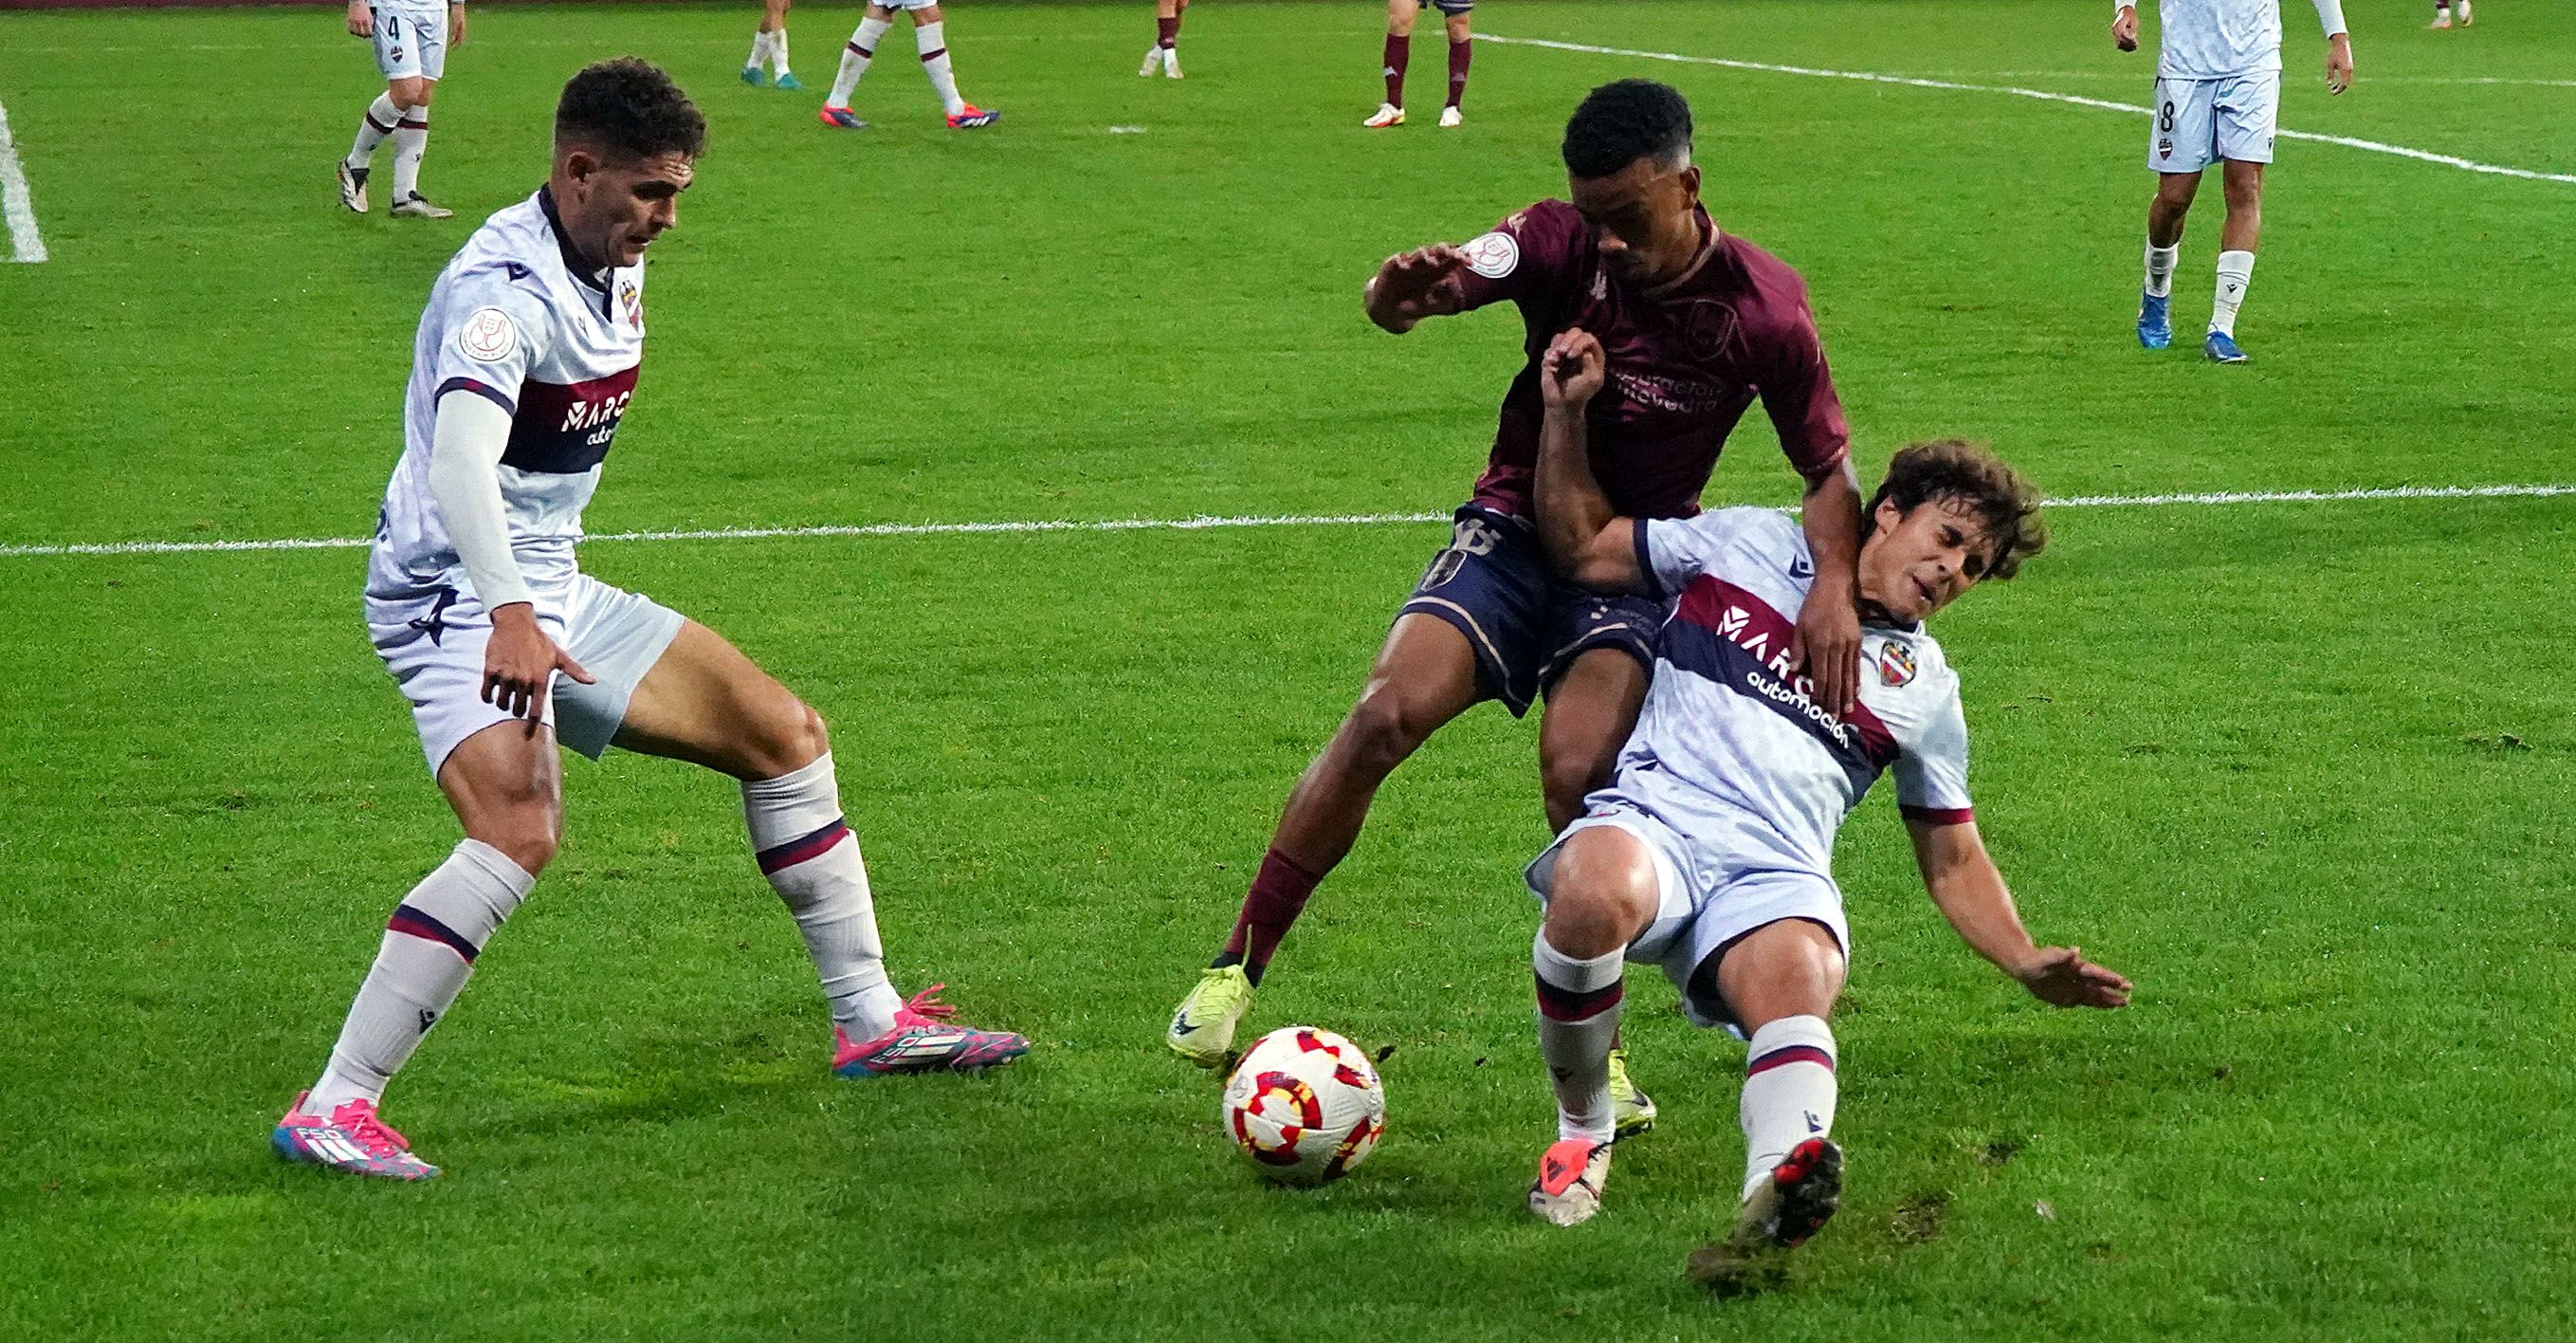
[1220,1025,1386,1186]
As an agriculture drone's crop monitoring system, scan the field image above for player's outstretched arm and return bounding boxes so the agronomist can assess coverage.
[2316,0,2353,94]
[1906,815,2132,1009]
[2110,2,2138,51]
[1362,245,1470,334]
[1533,329,1649,594]
[425,394,594,727]
[1791,461,1865,719]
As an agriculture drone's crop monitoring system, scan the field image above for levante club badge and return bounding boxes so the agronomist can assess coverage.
[1877,641,1917,688]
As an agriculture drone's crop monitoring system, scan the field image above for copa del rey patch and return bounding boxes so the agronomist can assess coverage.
[457,307,520,363]
[1460,230,1520,280]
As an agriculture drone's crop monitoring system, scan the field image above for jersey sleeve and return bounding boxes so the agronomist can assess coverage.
[426,267,552,418]
[1753,290,1853,479]
[1450,201,1586,315]
[1891,677,1974,824]
[1638,506,1763,598]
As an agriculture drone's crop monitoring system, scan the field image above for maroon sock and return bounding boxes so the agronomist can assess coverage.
[1217,848,1325,984]
[1158,14,1178,46]
[1447,37,1471,108]
[1382,34,1409,108]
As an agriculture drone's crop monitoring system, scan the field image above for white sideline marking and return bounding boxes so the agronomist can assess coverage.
[0,99,47,264]
[1886,70,2576,89]
[3,486,2570,561]
[1479,35,2576,186]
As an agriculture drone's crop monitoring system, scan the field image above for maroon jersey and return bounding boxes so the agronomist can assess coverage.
[1449,199,1850,521]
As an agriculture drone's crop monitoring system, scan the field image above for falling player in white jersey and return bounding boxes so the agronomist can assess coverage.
[1516,330,2131,1273]
[742,0,802,89]
[335,0,466,218]
[816,0,999,131]
[274,59,1027,1182]
[2114,0,2354,363]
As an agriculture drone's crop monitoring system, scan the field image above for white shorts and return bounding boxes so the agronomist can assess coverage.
[1526,801,1849,1034]
[2149,71,2278,173]
[371,5,449,83]
[366,573,685,776]
[873,0,939,11]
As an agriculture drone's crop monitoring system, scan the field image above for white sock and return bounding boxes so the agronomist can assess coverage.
[304,840,534,1114]
[2210,249,2256,337]
[916,21,966,117]
[829,18,892,105]
[742,753,903,1040]
[2143,241,2180,299]
[391,104,430,201]
[346,93,401,169]
[1740,1015,1838,1201]
[748,29,771,69]
[769,28,791,77]
[1532,929,1625,1144]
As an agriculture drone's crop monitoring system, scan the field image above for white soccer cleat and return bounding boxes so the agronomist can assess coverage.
[1438,105,1463,128]
[1527,1138,1612,1226]
[1140,46,1165,76]
[1162,48,1183,79]
[1363,102,1405,128]
[336,161,370,214]
[391,193,454,220]
[2427,11,2451,27]
[2457,0,2473,24]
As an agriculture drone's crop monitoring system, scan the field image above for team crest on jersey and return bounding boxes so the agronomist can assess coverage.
[457,306,521,363]
[1679,299,1739,361]
[1461,230,1520,280]
[1876,640,1917,688]
[618,279,643,328]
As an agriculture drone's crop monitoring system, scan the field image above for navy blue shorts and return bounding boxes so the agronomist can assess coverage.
[1400,505,1669,717]
[1425,0,1473,14]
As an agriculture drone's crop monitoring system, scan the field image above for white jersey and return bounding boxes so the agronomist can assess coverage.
[2146,0,2347,80]
[1606,507,1974,878]
[367,188,647,603]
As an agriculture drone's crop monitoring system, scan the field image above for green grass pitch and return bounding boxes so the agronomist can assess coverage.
[2,1,2573,1337]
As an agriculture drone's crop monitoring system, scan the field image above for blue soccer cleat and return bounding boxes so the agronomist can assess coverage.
[741,65,766,86]
[2136,292,2172,349]
[2203,331,2250,363]
[816,105,869,130]
[775,72,803,91]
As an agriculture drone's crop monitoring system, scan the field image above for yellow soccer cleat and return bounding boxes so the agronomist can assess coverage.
[1608,1046,1657,1140]
[1166,965,1254,1068]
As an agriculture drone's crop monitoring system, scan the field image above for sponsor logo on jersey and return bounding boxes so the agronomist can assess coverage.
[1877,640,1917,688]
[1668,576,1899,794]
[1461,230,1520,280]
[501,365,641,474]
[457,306,521,363]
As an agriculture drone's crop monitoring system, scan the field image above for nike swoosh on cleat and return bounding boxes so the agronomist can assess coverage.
[1171,1021,1202,1035]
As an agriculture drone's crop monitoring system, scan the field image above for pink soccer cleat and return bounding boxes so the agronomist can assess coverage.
[946,104,1000,130]
[817,105,869,130]
[832,984,1029,1077]
[271,1093,440,1180]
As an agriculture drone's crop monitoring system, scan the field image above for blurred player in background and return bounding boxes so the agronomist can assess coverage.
[1364,0,1474,128]
[276,60,1025,1182]
[335,0,465,218]
[2114,0,2354,362]
[1518,329,2129,1274]
[1140,0,1188,79]
[817,0,999,130]
[743,0,802,89]
[2427,0,2472,28]
[1166,83,1868,1141]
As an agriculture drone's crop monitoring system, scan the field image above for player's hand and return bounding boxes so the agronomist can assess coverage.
[449,2,466,46]
[2014,947,2133,1009]
[482,603,594,731]
[1541,328,1606,411]
[1790,588,1862,721]
[2110,7,2138,51]
[2325,35,2352,95]
[1364,245,1470,334]
[347,0,374,38]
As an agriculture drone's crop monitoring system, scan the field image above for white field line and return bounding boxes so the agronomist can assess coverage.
[3,485,2570,561]
[1479,35,2576,186]
[0,99,47,265]
[1881,70,2576,88]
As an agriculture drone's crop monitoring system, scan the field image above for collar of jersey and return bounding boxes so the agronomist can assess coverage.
[1638,206,1722,300]
[537,186,615,298]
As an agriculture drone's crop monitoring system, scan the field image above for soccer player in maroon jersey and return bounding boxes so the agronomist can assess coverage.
[1140,0,1189,78]
[1363,0,1475,128]
[1167,81,1869,1131]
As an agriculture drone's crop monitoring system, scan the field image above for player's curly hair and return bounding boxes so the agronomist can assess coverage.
[555,58,707,161]
[1561,80,1693,179]
[1866,439,2048,580]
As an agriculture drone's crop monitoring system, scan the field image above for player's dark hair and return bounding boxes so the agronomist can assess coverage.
[1561,80,1693,179]
[555,58,706,161]
[1866,440,2048,581]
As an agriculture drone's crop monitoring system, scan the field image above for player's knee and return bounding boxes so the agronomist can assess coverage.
[1341,689,1433,777]
[1544,846,1653,957]
[745,695,829,779]
[474,811,560,875]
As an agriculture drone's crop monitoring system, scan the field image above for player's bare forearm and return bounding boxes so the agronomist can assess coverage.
[1534,329,1646,593]
[1909,818,2133,1008]
[1794,459,1864,716]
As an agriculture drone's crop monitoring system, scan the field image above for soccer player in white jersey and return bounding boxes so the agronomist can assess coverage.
[1515,330,2130,1264]
[336,0,466,218]
[816,0,999,131]
[2113,0,2354,363]
[274,60,1027,1183]
[743,0,803,90]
